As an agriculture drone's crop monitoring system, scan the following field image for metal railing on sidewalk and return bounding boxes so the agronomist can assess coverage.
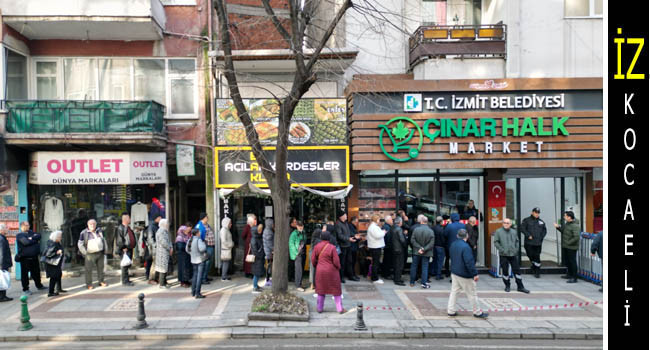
[578,232,603,285]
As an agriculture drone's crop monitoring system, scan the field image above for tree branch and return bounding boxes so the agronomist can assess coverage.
[260,0,292,47]
[305,0,353,73]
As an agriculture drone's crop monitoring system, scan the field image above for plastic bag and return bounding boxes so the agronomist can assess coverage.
[0,270,10,291]
[120,254,132,267]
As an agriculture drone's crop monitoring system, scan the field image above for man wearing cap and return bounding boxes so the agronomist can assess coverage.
[494,218,530,293]
[521,207,547,278]
[447,228,488,319]
[335,211,357,282]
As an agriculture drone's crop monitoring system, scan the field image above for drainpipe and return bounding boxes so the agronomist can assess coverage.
[207,0,221,270]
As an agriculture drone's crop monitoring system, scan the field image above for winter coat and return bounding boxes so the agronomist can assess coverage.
[220,226,234,261]
[493,227,519,257]
[335,220,351,249]
[289,229,306,261]
[251,232,266,277]
[382,223,393,250]
[77,228,106,257]
[139,223,157,258]
[242,224,253,274]
[558,220,581,250]
[521,215,547,246]
[348,222,359,253]
[115,224,136,255]
[391,225,407,254]
[366,222,386,249]
[44,240,63,279]
[450,239,477,278]
[0,234,12,270]
[154,227,171,273]
[443,213,465,249]
[433,224,446,248]
[311,240,342,296]
[16,230,42,258]
[411,224,435,257]
[590,231,603,259]
[465,224,479,249]
[263,219,274,260]
[186,236,207,265]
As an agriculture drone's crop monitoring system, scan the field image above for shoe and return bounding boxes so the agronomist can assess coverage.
[394,281,405,286]
[57,289,68,293]
[37,286,47,291]
[317,309,323,314]
[517,287,530,294]
[474,312,489,319]
[195,294,206,299]
[598,287,603,292]
[148,280,158,285]
[206,278,214,282]
[297,287,305,292]
[22,290,32,295]
[349,276,360,282]
[447,312,457,317]
[561,275,570,279]
[409,283,415,287]
[566,279,578,284]
[338,308,346,314]
[0,296,13,302]
[87,286,94,290]
[202,281,211,285]
[373,279,384,284]
[252,287,262,294]
[99,282,108,287]
[47,293,59,297]
[183,283,192,288]
[505,285,510,292]
[264,280,272,287]
[221,277,232,281]
[341,279,346,284]
[122,282,134,287]
[421,284,431,289]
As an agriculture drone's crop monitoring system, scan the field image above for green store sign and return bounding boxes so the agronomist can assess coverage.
[378,116,570,162]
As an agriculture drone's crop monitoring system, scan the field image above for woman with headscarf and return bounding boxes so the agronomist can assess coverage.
[242,214,256,278]
[220,217,234,281]
[44,230,65,297]
[155,219,172,289]
[311,230,344,314]
[175,222,192,288]
[251,223,266,293]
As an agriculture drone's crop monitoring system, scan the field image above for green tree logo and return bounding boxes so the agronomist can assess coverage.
[378,117,423,162]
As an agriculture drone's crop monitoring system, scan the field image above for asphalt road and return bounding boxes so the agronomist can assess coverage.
[0,339,603,350]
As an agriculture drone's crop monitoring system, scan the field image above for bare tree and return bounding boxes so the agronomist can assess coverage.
[214,0,353,294]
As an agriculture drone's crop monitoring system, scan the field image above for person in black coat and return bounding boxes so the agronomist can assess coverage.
[347,217,361,280]
[115,212,136,286]
[16,221,46,294]
[0,224,13,302]
[430,216,447,280]
[465,216,479,263]
[391,217,407,286]
[43,231,66,297]
[335,211,356,282]
[251,224,266,293]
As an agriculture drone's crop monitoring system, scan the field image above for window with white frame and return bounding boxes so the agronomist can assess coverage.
[31,57,197,118]
[564,0,602,17]
[421,0,481,26]
[6,50,28,100]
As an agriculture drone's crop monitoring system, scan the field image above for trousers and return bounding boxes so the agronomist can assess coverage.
[84,252,104,287]
[447,274,482,316]
[19,256,43,291]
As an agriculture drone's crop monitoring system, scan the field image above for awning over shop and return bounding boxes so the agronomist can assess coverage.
[218,181,353,200]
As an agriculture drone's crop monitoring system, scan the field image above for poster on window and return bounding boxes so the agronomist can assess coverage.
[216,98,347,146]
[176,143,196,177]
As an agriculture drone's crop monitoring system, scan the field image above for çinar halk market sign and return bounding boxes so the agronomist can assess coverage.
[379,116,570,162]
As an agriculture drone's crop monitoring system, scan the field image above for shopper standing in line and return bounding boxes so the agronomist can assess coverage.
[263,218,275,287]
[155,219,172,289]
[141,214,161,284]
[443,213,465,278]
[43,230,65,297]
[366,214,387,284]
[289,221,307,291]
[78,219,108,289]
[115,212,136,286]
[391,216,407,286]
[311,230,345,314]
[431,216,447,280]
[0,224,13,302]
[465,216,479,263]
[251,223,266,293]
[380,215,394,279]
[175,223,193,288]
[493,218,530,294]
[555,211,580,283]
[186,228,206,298]
[242,214,256,278]
[219,217,234,281]
[347,216,361,281]
[335,211,355,283]
[410,215,435,288]
[195,213,215,285]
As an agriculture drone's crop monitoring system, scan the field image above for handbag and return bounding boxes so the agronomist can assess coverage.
[245,244,255,263]
[221,249,232,261]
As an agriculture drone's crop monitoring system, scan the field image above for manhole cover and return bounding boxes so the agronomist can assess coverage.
[481,298,523,310]
[106,298,149,312]
[345,285,377,292]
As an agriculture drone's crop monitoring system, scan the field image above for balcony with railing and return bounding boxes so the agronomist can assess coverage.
[408,24,507,68]
[2,100,166,149]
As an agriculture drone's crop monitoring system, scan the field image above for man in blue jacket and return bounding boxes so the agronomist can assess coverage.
[443,213,465,278]
[447,229,488,319]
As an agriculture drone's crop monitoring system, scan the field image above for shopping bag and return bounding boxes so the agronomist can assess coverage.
[0,270,10,291]
[120,254,132,267]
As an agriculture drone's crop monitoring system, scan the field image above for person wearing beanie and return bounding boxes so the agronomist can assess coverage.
[335,210,356,283]
[494,218,530,293]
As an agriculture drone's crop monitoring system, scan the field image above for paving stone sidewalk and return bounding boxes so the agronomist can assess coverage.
[0,267,603,341]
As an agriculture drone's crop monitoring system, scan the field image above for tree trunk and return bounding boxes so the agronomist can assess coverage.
[271,187,290,294]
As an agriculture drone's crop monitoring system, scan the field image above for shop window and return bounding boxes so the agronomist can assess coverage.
[592,168,603,232]
[64,58,97,100]
[35,61,59,99]
[99,59,132,101]
[398,176,437,222]
[6,50,27,100]
[135,59,166,105]
[358,177,396,232]
[422,0,482,26]
[564,0,602,17]
[169,59,196,117]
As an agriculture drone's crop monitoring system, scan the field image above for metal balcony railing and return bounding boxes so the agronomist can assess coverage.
[408,24,507,67]
[5,100,165,134]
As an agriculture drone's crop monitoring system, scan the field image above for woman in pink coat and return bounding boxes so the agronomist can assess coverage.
[311,230,344,314]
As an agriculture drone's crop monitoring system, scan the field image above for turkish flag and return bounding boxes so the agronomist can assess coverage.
[488,181,506,208]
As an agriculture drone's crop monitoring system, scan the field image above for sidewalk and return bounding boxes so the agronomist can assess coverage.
[0,267,603,341]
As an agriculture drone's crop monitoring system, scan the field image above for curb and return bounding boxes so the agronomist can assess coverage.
[0,328,602,341]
